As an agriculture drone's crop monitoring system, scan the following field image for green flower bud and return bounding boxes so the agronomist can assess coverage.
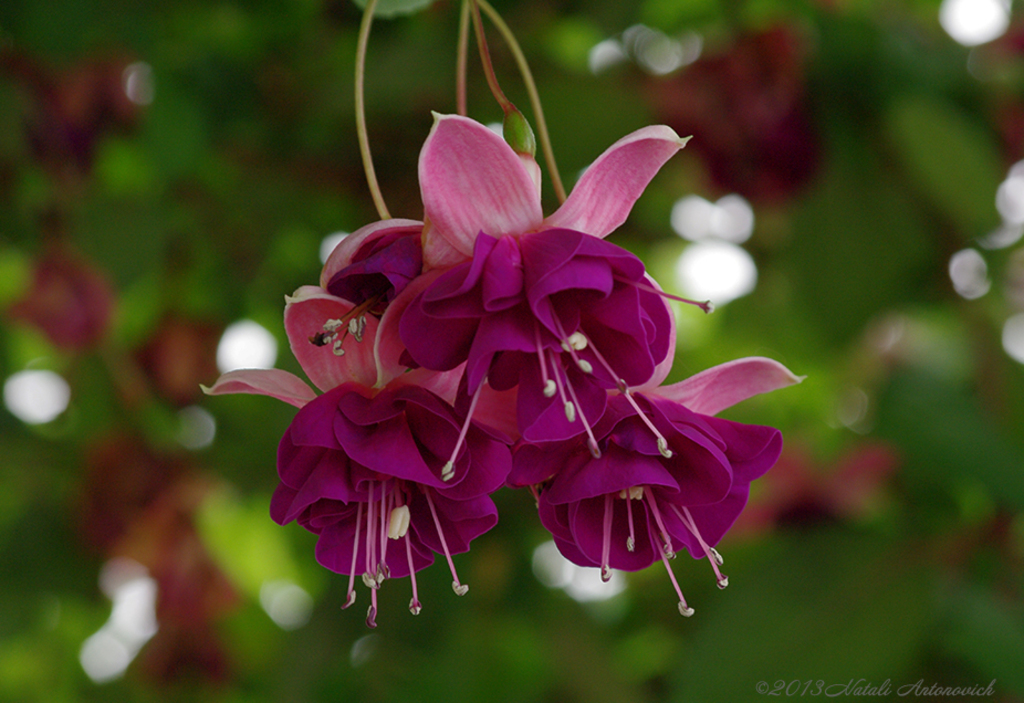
[502,106,537,158]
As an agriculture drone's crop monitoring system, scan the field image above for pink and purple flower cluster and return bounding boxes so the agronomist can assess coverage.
[205,114,801,625]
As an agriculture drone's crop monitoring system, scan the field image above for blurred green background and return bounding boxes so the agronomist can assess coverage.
[2,0,1024,701]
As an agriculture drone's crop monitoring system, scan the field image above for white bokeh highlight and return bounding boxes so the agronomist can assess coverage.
[79,559,159,683]
[674,241,758,305]
[939,0,1011,46]
[4,369,71,424]
[216,319,278,373]
[532,540,626,602]
[1002,313,1024,364]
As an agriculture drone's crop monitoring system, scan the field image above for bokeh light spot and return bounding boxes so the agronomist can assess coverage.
[177,405,217,450]
[216,320,277,373]
[1002,313,1024,364]
[259,580,313,630]
[319,231,349,265]
[532,540,625,602]
[939,0,1010,46]
[4,369,71,424]
[674,241,758,305]
[948,248,990,299]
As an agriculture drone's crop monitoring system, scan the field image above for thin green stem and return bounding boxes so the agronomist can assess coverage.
[456,0,470,116]
[476,0,566,203]
[355,0,391,220]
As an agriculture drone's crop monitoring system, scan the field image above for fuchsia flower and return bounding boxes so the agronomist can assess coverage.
[205,111,801,624]
[205,283,512,626]
[508,357,802,615]
[401,114,696,448]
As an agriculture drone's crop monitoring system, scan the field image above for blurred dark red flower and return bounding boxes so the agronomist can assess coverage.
[137,316,224,407]
[9,244,116,351]
[79,434,184,553]
[730,442,898,535]
[114,477,238,684]
[649,27,820,203]
[1,48,141,177]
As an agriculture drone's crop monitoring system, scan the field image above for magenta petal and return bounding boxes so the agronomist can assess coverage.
[653,356,804,416]
[419,114,543,256]
[544,126,689,238]
[320,219,422,288]
[202,368,316,408]
[545,444,678,504]
[409,490,498,557]
[569,497,660,571]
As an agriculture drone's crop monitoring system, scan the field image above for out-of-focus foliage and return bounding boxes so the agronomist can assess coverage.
[1,0,1023,701]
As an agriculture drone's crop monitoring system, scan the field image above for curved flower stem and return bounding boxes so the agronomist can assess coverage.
[469,0,512,112]
[456,0,470,116]
[355,0,391,220]
[476,0,567,203]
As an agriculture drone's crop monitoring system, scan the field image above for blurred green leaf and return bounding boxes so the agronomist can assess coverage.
[940,583,1024,696]
[876,369,1024,509]
[788,121,934,345]
[670,530,932,699]
[196,487,306,601]
[886,95,1002,238]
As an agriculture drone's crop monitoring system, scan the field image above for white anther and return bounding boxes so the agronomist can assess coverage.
[348,316,366,342]
[717,576,729,590]
[332,339,345,356]
[710,547,724,566]
[663,542,675,559]
[452,582,469,596]
[440,460,455,482]
[323,319,344,332]
[376,563,389,585]
[564,402,576,423]
[409,599,422,615]
[543,379,557,397]
[600,565,612,583]
[616,378,629,393]
[657,436,673,458]
[626,535,635,552]
[587,438,602,459]
[567,331,588,350]
[362,572,377,589]
[560,340,572,353]
[388,505,411,540]
[343,590,356,608]
[628,486,644,501]
[704,301,715,314]
[577,359,593,374]
[678,603,695,617]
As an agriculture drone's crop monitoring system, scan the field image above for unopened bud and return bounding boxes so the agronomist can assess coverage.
[502,105,536,157]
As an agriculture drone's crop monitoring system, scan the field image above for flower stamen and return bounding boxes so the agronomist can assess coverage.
[601,493,613,582]
[405,532,422,615]
[343,500,364,609]
[619,392,674,458]
[442,380,485,481]
[643,487,675,558]
[423,488,469,596]
[673,505,729,589]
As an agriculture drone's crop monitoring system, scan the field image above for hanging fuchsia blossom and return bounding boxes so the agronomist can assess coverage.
[401,114,698,449]
[205,283,512,625]
[322,219,424,313]
[508,357,801,615]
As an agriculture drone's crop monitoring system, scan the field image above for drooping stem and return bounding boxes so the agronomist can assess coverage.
[469,0,513,112]
[456,0,471,116]
[475,0,567,203]
[355,0,391,220]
